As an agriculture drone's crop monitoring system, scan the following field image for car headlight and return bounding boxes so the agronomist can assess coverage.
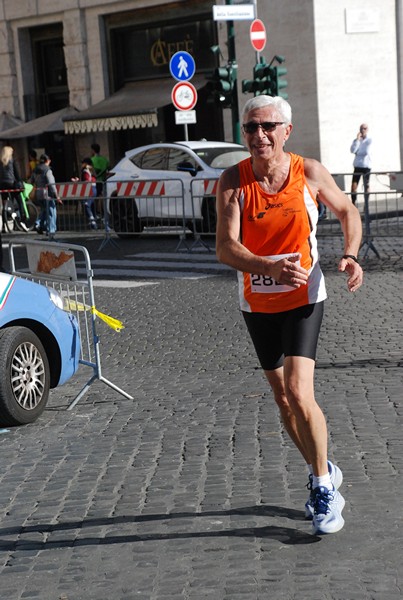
[48,288,64,310]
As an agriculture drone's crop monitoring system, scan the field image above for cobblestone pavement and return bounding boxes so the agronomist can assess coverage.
[0,235,402,600]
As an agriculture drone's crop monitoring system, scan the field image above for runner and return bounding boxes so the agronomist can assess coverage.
[215,95,363,535]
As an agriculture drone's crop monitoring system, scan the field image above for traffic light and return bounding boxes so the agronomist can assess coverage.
[241,78,257,94]
[207,64,237,107]
[253,60,267,83]
[242,58,288,98]
[242,59,271,96]
[272,65,288,98]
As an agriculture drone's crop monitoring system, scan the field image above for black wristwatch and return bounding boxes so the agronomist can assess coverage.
[342,254,359,263]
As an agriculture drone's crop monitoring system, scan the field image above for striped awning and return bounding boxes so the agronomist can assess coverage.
[63,75,206,134]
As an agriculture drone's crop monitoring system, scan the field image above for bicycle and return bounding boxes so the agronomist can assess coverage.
[1,186,39,232]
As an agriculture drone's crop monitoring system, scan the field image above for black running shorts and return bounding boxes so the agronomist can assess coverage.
[242,301,324,371]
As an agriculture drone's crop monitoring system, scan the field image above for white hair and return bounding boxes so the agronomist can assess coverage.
[242,95,292,126]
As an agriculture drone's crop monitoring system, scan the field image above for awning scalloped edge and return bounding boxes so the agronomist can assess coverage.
[64,112,158,134]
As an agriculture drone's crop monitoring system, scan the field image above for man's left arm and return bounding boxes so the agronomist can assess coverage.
[305,158,364,293]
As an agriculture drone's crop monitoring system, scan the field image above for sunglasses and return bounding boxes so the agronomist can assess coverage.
[242,121,285,134]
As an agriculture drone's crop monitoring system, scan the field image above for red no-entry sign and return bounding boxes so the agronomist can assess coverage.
[250,19,267,52]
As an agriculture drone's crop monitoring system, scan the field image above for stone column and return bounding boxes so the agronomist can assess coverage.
[0,21,19,116]
[63,9,91,111]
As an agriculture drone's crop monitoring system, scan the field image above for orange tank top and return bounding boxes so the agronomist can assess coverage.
[238,153,327,313]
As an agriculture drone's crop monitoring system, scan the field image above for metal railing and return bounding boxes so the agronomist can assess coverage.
[9,170,402,257]
[319,172,403,258]
[8,240,133,409]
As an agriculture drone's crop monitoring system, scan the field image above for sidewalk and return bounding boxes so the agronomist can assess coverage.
[0,233,401,599]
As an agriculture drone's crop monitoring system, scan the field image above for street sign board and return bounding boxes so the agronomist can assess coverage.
[213,4,255,21]
[250,19,267,52]
[175,110,197,125]
[171,82,198,111]
[169,51,196,82]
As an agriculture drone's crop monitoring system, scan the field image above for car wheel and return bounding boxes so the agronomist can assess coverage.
[0,326,51,426]
[110,194,143,238]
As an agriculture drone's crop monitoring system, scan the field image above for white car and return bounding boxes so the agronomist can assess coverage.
[106,141,250,235]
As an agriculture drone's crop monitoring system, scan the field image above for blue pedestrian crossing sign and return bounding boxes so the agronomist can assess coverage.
[169,51,196,82]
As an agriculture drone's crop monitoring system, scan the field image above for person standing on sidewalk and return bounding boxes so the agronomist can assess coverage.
[31,154,62,240]
[72,158,98,230]
[216,95,363,535]
[90,143,109,219]
[350,123,372,205]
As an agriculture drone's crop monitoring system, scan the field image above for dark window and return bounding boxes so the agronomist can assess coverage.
[167,149,196,172]
[30,25,68,115]
[133,147,169,170]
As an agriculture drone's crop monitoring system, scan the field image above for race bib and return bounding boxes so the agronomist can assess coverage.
[250,253,300,294]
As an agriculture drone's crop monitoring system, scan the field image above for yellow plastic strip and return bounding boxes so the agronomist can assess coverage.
[91,306,124,332]
[65,299,124,332]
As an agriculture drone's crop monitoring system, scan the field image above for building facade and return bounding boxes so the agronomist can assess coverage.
[0,0,401,182]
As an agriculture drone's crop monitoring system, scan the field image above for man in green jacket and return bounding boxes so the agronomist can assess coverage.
[91,143,109,217]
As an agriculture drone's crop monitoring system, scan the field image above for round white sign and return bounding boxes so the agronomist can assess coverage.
[171,82,198,111]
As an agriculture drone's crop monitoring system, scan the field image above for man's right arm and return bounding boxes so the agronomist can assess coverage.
[350,139,360,154]
[216,166,263,272]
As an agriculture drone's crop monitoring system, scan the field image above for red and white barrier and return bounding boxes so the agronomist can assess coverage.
[116,180,166,197]
[56,182,93,198]
[203,180,218,195]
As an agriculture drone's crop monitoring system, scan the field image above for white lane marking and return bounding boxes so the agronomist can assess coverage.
[77,268,213,280]
[126,252,219,262]
[92,280,159,288]
[83,259,230,271]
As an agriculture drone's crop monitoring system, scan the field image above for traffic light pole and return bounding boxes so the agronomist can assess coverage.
[226,0,241,143]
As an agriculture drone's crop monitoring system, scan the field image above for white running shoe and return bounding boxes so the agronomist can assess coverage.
[311,486,345,535]
[305,460,343,519]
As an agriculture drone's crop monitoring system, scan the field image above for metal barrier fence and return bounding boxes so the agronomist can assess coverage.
[188,178,219,251]
[54,181,102,233]
[5,170,402,256]
[320,171,403,257]
[105,178,191,249]
[6,182,106,237]
[8,239,133,409]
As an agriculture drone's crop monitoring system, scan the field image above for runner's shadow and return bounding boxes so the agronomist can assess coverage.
[0,505,319,551]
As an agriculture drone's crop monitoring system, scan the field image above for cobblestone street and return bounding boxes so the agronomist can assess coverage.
[0,235,401,600]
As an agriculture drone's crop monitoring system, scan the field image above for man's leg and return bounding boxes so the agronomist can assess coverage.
[351,171,361,205]
[47,200,57,237]
[265,365,311,464]
[284,356,328,476]
[265,357,328,476]
[285,356,345,533]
